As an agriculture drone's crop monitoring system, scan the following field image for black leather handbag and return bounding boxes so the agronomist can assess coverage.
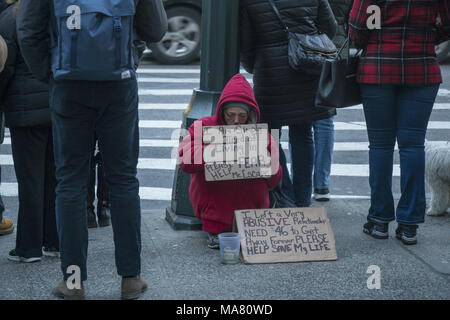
[315,37,363,108]
[268,0,337,76]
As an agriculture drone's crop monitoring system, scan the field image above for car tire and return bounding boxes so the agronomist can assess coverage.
[149,6,201,65]
[436,40,450,63]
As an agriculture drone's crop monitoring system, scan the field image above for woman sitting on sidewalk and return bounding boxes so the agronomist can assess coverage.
[179,74,282,249]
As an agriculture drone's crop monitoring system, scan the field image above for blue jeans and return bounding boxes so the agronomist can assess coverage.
[275,123,314,207]
[312,117,334,190]
[50,79,141,281]
[360,84,439,225]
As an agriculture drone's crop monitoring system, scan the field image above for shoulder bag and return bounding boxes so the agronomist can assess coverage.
[267,0,337,76]
[315,36,363,108]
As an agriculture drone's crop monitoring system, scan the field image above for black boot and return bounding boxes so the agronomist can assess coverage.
[97,201,111,227]
[87,206,98,228]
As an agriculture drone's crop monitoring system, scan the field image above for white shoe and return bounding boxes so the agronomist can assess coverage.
[42,247,60,258]
[313,188,331,201]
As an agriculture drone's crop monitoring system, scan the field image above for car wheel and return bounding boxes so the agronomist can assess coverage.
[149,6,201,65]
[436,40,450,63]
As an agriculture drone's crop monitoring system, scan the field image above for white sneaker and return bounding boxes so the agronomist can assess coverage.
[313,188,331,201]
[42,247,60,258]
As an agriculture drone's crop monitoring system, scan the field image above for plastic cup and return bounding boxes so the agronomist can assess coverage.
[219,232,241,264]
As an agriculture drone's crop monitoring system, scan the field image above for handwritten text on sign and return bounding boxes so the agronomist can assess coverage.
[203,124,271,181]
[234,207,337,264]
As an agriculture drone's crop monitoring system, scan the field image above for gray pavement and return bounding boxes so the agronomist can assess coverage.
[0,198,448,300]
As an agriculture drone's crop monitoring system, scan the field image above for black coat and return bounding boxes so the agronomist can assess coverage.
[329,0,353,49]
[16,0,167,82]
[0,2,50,128]
[240,0,337,127]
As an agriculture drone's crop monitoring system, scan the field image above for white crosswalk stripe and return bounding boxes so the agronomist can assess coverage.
[1,65,449,203]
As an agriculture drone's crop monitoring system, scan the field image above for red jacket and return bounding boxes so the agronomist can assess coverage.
[349,0,450,85]
[178,74,282,234]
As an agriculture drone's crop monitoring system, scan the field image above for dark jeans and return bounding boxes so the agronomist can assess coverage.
[272,123,314,207]
[50,79,141,281]
[10,126,58,258]
[0,166,4,221]
[360,84,440,225]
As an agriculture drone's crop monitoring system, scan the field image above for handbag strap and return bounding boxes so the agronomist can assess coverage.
[267,0,289,33]
[336,31,363,60]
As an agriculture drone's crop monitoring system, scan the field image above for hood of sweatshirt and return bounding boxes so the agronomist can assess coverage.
[215,73,260,125]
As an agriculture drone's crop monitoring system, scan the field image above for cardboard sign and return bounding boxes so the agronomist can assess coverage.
[203,124,271,181]
[234,207,337,264]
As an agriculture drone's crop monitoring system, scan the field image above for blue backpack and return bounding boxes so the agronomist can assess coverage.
[51,0,136,81]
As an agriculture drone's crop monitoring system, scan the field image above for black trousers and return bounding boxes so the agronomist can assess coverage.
[0,166,4,221]
[10,126,58,258]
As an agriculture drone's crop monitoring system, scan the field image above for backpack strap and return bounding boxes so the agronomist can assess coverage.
[113,16,122,69]
[70,30,78,68]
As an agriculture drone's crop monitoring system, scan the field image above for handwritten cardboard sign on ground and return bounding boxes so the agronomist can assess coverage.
[203,124,272,181]
[234,207,337,264]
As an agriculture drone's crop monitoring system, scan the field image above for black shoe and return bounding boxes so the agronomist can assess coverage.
[395,224,418,245]
[363,220,389,239]
[313,188,330,202]
[97,202,111,227]
[87,207,98,228]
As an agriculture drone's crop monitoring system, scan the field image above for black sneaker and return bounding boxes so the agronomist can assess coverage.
[313,188,330,202]
[395,224,418,245]
[42,246,60,258]
[363,220,389,239]
[97,202,111,227]
[7,249,41,263]
[87,207,98,228]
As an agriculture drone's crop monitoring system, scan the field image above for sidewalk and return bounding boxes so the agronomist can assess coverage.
[0,198,449,300]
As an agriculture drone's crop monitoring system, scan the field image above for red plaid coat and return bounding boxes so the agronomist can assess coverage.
[349,0,450,85]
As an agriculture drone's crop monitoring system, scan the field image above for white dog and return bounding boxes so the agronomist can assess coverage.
[425,142,450,216]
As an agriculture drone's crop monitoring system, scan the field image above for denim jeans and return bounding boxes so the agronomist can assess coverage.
[275,123,314,207]
[360,84,439,225]
[312,117,334,190]
[50,78,141,281]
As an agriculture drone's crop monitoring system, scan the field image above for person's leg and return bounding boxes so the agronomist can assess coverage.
[94,79,141,278]
[312,117,334,200]
[42,127,59,254]
[360,84,397,225]
[395,85,439,227]
[0,165,4,221]
[0,165,13,236]
[50,80,96,282]
[269,125,295,201]
[289,122,314,207]
[86,138,97,228]
[96,149,111,227]
[9,127,48,260]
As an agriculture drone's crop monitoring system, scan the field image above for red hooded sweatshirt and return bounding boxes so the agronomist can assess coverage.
[178,74,282,234]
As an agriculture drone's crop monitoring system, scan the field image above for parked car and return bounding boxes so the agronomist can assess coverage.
[149,0,202,64]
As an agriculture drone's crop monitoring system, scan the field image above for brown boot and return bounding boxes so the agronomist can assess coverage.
[121,276,147,300]
[0,218,14,235]
[53,280,85,300]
